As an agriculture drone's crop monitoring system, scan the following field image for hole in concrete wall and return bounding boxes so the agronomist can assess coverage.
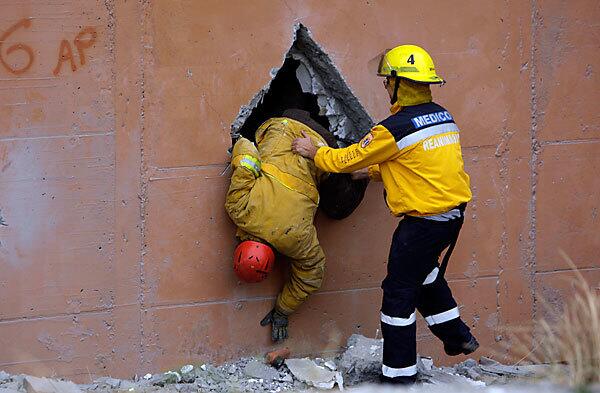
[235,57,331,141]
[230,24,373,220]
[231,24,373,146]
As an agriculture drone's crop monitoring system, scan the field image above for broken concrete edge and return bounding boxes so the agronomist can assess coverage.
[293,24,373,136]
[230,23,374,146]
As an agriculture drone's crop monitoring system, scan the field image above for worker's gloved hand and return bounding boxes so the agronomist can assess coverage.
[260,308,289,342]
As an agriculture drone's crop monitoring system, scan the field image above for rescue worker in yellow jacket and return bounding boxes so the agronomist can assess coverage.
[293,45,479,384]
[225,115,329,342]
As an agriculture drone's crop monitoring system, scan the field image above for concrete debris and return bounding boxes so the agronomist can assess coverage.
[478,357,537,377]
[417,356,434,372]
[243,359,281,381]
[226,364,237,375]
[23,376,82,393]
[180,365,193,374]
[0,335,582,392]
[92,378,122,389]
[418,368,485,387]
[178,365,195,383]
[340,334,384,385]
[451,357,558,386]
[149,370,181,386]
[0,388,19,393]
[0,373,10,384]
[285,358,343,390]
[324,361,337,371]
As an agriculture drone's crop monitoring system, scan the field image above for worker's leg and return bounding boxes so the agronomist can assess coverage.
[418,273,473,348]
[416,218,476,353]
[380,218,429,385]
[224,138,261,225]
[275,228,325,316]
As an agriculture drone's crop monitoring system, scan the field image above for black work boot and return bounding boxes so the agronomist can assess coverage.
[379,374,417,385]
[444,335,480,356]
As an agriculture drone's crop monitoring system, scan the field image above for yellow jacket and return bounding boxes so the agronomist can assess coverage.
[314,102,471,216]
[225,118,328,315]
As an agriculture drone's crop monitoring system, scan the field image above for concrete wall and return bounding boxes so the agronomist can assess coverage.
[0,0,598,381]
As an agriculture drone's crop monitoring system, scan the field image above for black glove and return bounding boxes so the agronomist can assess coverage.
[260,308,288,342]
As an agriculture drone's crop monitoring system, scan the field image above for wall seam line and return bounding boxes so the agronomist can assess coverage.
[137,0,150,371]
[529,0,540,324]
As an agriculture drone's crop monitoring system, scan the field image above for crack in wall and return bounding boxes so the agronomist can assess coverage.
[231,24,373,146]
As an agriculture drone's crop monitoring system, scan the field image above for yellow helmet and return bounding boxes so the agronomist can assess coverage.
[377,45,444,84]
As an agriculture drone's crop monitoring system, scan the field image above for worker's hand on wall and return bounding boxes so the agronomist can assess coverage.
[351,168,370,180]
[260,308,289,342]
[292,132,318,159]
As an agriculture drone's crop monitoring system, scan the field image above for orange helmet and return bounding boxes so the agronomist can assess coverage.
[233,240,275,283]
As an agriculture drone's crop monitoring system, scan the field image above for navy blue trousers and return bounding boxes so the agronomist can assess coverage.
[380,215,473,383]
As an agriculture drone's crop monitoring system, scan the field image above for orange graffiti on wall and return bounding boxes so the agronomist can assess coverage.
[0,18,34,75]
[0,18,98,76]
[53,27,97,76]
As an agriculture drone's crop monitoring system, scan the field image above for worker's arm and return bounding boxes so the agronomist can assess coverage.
[368,165,383,181]
[350,165,381,181]
[292,125,398,173]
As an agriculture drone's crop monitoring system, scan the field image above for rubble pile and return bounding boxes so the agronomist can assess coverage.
[0,335,583,393]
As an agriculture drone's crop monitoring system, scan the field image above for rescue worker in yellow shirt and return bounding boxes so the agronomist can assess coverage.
[292,45,479,385]
[225,110,335,342]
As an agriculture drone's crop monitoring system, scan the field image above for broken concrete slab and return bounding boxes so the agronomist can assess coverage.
[93,377,122,389]
[178,365,195,383]
[0,372,10,384]
[23,376,82,393]
[0,388,20,393]
[243,359,280,381]
[419,368,486,387]
[149,371,181,386]
[339,334,383,385]
[285,358,343,390]
[478,357,537,377]
[0,382,22,392]
[417,356,434,372]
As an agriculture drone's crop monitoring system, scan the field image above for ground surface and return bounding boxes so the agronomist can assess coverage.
[1,335,596,393]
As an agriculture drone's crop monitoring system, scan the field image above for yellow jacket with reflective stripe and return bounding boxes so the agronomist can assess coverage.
[314,101,471,216]
[225,118,328,316]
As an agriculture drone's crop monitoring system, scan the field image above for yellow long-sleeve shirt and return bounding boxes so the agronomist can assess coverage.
[314,101,472,216]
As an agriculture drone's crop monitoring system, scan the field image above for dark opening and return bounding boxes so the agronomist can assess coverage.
[236,58,330,142]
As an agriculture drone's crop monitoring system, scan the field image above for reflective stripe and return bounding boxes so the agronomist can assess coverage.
[423,267,439,285]
[261,162,320,205]
[380,311,416,326]
[240,155,261,177]
[396,122,459,150]
[382,364,418,377]
[422,208,462,221]
[424,306,460,326]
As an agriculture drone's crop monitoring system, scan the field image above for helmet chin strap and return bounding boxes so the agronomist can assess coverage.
[390,72,400,105]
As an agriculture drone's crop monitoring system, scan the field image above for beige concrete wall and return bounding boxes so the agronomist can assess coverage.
[0,0,598,380]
